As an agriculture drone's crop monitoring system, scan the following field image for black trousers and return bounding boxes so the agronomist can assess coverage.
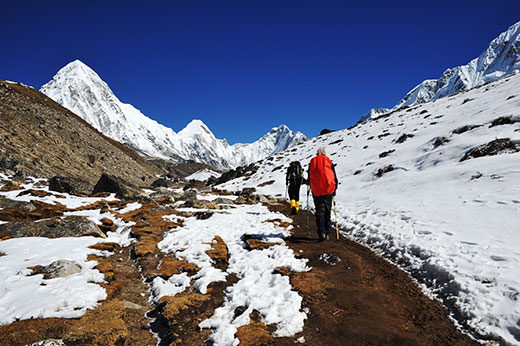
[288,183,301,201]
[313,194,333,235]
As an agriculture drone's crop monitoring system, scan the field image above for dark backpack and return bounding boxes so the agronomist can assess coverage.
[287,161,303,185]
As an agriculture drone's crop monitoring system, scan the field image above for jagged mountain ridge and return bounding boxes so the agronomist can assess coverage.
[40,61,307,169]
[362,20,520,121]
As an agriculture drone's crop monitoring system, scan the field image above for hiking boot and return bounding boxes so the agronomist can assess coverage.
[325,234,330,240]
[290,207,297,215]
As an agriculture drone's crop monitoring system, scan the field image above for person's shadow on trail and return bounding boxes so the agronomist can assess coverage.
[285,235,320,244]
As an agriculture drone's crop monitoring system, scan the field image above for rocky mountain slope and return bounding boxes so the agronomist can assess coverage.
[218,72,520,344]
[40,61,307,169]
[362,20,520,121]
[0,79,162,187]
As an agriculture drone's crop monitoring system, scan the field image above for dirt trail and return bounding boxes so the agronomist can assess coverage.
[0,193,481,346]
[268,201,479,346]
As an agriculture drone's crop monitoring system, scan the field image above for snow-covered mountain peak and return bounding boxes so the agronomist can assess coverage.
[271,124,289,132]
[363,21,520,121]
[178,119,213,138]
[59,59,95,75]
[42,60,110,98]
[40,61,307,169]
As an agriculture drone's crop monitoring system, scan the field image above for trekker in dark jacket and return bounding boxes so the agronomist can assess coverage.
[286,161,306,215]
[308,147,338,241]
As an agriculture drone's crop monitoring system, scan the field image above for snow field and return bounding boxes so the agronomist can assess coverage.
[0,237,107,323]
[0,178,139,324]
[153,204,309,346]
[217,73,520,343]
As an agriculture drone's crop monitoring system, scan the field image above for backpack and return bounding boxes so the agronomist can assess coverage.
[287,161,303,185]
[309,155,336,196]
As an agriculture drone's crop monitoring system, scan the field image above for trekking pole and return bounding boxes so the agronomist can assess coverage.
[333,196,339,241]
[306,185,310,235]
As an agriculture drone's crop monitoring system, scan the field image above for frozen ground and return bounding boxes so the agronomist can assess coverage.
[152,203,309,345]
[0,176,310,346]
[218,73,520,344]
[0,178,135,324]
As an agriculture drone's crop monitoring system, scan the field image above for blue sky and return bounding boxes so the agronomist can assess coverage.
[3,1,520,143]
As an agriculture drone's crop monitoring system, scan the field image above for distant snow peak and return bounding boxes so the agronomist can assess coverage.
[362,20,520,121]
[179,119,214,138]
[360,108,392,122]
[40,61,307,169]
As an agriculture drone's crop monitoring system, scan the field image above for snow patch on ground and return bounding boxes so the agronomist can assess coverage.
[153,204,309,346]
[0,177,137,323]
[0,237,107,323]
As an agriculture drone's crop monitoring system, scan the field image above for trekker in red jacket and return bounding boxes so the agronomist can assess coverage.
[308,147,338,241]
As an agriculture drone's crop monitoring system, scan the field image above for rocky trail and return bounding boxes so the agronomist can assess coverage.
[267,203,479,346]
[0,174,480,346]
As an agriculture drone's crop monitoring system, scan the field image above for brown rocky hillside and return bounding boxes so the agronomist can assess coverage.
[0,79,162,186]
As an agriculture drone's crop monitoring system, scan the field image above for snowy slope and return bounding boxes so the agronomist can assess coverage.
[218,73,520,344]
[40,61,306,169]
[185,168,221,181]
[364,21,520,120]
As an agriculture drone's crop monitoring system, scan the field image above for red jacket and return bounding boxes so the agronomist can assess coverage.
[309,155,336,197]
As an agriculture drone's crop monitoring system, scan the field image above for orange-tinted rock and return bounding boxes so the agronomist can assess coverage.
[100,218,114,226]
[0,181,21,192]
[76,200,119,211]
[0,200,69,222]
[134,234,162,257]
[273,266,292,277]
[64,299,128,346]
[235,319,273,346]
[95,261,114,273]
[100,280,123,300]
[17,189,66,198]
[160,292,211,320]
[244,237,279,251]
[89,242,120,252]
[206,236,228,270]
[156,256,199,278]
[0,231,11,240]
[0,317,73,346]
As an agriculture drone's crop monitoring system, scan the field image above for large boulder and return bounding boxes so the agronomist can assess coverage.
[0,216,106,239]
[32,260,82,279]
[179,189,198,201]
[49,176,91,196]
[460,138,520,161]
[92,173,142,199]
[150,177,175,189]
[0,157,18,171]
[0,196,36,212]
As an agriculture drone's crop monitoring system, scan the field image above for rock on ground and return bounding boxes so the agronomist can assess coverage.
[0,216,106,239]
